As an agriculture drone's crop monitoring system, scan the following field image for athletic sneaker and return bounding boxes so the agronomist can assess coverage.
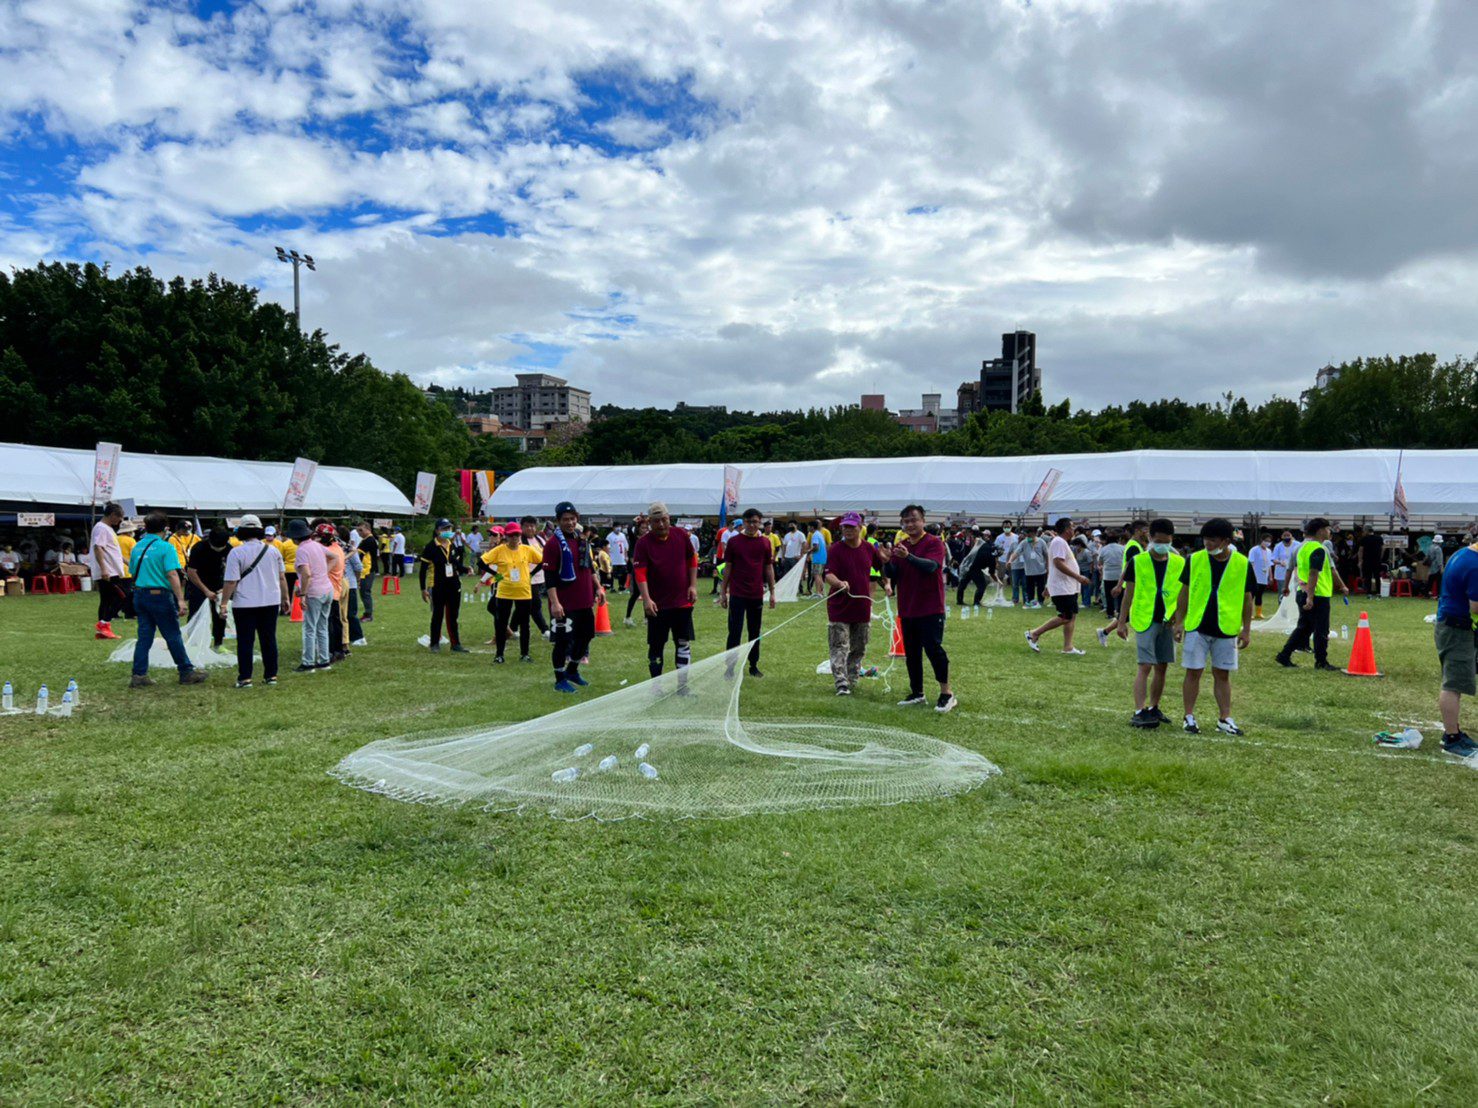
[1183,714,1200,734]
[1441,732,1478,758]
[520,655,533,663]
[1274,654,1295,667]
[1130,708,1158,729]
[264,677,278,687]
[1096,628,1109,647]
[565,672,589,687]
[898,693,926,707]
[836,686,852,697]
[935,693,958,713]
[1024,631,1041,653]
[623,618,635,628]
[1150,706,1171,725]
[449,645,470,654]
[493,655,505,664]
[1061,648,1086,656]
[428,644,442,653]
[351,638,367,647]
[1217,718,1244,736]
[235,679,252,689]
[1314,661,1339,671]
[553,679,577,694]
[293,664,315,674]
[748,668,764,679]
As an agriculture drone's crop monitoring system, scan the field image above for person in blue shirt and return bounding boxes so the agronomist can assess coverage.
[127,511,207,688]
[1434,530,1478,759]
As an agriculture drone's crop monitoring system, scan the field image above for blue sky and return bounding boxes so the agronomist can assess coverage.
[2,0,1475,412]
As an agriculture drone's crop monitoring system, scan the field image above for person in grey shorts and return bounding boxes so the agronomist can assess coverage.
[1117,519,1182,729]
[1172,518,1254,736]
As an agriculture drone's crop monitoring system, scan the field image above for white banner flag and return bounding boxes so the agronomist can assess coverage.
[474,470,495,515]
[1026,467,1063,515]
[413,471,436,515]
[723,465,743,514]
[283,457,318,509]
[92,441,121,503]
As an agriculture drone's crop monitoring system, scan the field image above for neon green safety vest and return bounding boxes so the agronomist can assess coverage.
[1128,550,1185,633]
[1185,549,1250,636]
[1295,539,1333,598]
[1123,538,1145,564]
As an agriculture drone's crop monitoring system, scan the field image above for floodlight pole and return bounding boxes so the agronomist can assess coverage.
[273,246,317,330]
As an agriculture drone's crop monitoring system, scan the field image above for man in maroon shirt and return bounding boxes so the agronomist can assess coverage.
[883,504,957,712]
[540,500,604,693]
[720,507,777,678]
[633,502,699,680]
[823,511,891,695]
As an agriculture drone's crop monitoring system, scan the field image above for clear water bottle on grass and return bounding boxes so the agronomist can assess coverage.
[551,767,579,783]
[1341,625,1349,640]
[2,682,12,711]
[66,679,79,708]
[634,743,650,760]
[58,691,73,717]
[598,755,618,772]
[35,685,48,715]
[639,762,659,780]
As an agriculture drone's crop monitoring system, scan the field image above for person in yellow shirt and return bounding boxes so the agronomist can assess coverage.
[481,522,544,663]
[279,529,299,594]
[117,525,137,579]
[169,520,200,564]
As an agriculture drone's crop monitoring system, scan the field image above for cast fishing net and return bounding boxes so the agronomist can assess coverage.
[108,602,240,668]
[1251,591,1299,633]
[333,599,998,821]
[773,556,807,602]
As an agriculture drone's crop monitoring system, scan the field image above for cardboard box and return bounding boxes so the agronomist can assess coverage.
[1,579,23,597]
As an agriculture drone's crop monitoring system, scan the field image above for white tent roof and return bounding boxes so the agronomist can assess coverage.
[0,442,414,514]
[488,450,1478,519]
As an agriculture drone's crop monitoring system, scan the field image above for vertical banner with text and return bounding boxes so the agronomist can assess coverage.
[283,457,318,510]
[92,441,122,504]
[413,471,437,515]
[1025,467,1063,516]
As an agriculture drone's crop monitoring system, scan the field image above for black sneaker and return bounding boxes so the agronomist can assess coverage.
[935,693,958,713]
[1183,714,1200,734]
[897,693,926,707]
[1130,708,1157,729]
[264,677,278,687]
[450,645,470,654]
[748,668,764,679]
[1217,718,1245,736]
[428,644,442,653]
[1274,654,1296,668]
[493,655,505,664]
[1314,661,1339,671]
[1149,706,1171,725]
[519,655,533,663]
[1441,732,1478,759]
[235,679,252,689]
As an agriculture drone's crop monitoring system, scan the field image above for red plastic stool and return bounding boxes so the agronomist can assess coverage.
[381,576,401,595]
[29,574,50,594]
[1391,579,1413,597]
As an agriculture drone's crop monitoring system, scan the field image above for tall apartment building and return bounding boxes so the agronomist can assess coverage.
[958,331,1041,417]
[489,373,592,431]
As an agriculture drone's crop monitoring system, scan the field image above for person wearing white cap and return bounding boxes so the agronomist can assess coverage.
[1428,534,1447,600]
[220,514,290,688]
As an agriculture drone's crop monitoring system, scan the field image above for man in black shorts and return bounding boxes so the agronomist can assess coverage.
[1025,517,1091,656]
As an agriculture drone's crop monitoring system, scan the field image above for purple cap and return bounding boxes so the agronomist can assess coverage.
[840,512,864,528]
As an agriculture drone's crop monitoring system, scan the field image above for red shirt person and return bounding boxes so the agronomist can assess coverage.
[540,500,603,693]
[720,508,777,678]
[633,502,699,679]
[883,505,956,713]
[822,512,891,695]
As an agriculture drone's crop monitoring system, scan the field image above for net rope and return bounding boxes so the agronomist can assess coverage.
[334,592,998,820]
[1251,592,1299,633]
[108,602,242,668]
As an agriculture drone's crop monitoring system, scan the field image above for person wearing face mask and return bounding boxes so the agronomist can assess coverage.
[420,517,470,654]
[288,519,332,672]
[1247,531,1275,620]
[1117,519,1182,728]
[1272,530,1298,597]
[1172,518,1254,735]
[1274,517,1349,670]
[543,501,604,691]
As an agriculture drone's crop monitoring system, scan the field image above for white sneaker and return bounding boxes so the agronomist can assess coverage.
[623,617,634,627]
[897,694,926,707]
[1096,628,1109,647]
[1061,648,1085,656]
[935,693,958,713]
[351,638,367,647]
[1217,718,1244,736]
[1024,631,1041,653]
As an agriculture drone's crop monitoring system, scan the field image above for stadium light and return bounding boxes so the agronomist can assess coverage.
[272,246,317,328]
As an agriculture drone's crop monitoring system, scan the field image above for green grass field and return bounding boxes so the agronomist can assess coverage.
[1,585,1474,1104]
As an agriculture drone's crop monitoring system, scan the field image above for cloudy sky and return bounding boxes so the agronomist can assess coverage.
[3,0,1476,413]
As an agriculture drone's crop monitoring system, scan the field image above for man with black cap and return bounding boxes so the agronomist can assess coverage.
[420,517,469,653]
[541,501,602,692]
[185,526,233,649]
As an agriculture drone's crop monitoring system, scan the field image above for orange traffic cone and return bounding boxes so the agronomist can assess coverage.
[290,595,303,623]
[594,598,613,636]
[889,619,905,657]
[1343,611,1383,677]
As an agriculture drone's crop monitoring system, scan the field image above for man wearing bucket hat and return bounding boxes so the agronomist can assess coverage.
[420,517,469,653]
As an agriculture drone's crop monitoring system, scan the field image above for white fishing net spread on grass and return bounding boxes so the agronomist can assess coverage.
[333,613,998,820]
[108,603,240,668]
[1251,592,1299,633]
[773,556,807,602]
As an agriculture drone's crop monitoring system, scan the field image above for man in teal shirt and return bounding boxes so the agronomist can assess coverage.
[128,511,207,688]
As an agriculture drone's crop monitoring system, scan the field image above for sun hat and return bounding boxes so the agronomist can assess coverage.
[286,519,311,540]
[239,513,263,529]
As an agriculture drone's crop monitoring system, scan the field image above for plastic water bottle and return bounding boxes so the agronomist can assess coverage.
[58,691,73,717]
[598,755,618,772]
[987,607,994,621]
[619,679,629,687]
[973,604,980,617]
[960,607,970,621]
[35,684,48,715]
[1341,625,1349,640]
[2,682,12,711]
[66,679,79,708]
[551,767,579,783]
[574,743,594,758]
[634,743,650,760]
[638,762,659,780]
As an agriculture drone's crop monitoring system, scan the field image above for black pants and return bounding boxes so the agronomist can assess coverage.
[430,587,461,647]
[1279,592,1330,664]
[1252,582,1267,607]
[346,587,363,644]
[613,565,629,591]
[187,587,227,646]
[551,607,594,676]
[381,553,394,576]
[627,587,642,620]
[1102,581,1121,619]
[233,605,279,681]
[726,596,764,670]
[1026,573,1047,603]
[902,613,949,695]
[329,598,345,656]
[956,567,988,607]
[285,572,297,596]
[495,596,532,658]
[1366,571,1383,597]
[358,574,374,618]
[97,576,125,623]
[648,608,695,677]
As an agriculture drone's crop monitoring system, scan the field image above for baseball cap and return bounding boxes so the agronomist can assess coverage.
[840,512,863,527]
[264,524,276,536]
[503,521,522,535]
[1091,528,1102,536]
[554,501,578,518]
[435,517,453,530]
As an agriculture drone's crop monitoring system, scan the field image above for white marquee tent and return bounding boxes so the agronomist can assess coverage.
[0,442,414,515]
[488,450,1478,521]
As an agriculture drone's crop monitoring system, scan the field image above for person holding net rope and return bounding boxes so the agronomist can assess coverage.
[542,501,603,693]
[884,504,957,713]
[633,502,699,687]
[824,512,891,696]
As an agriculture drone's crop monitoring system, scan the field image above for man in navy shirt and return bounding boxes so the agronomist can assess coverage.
[1434,530,1478,760]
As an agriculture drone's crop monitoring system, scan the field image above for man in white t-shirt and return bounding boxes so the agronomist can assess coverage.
[90,501,126,640]
[1025,517,1091,656]
[390,528,407,576]
[1272,531,1297,596]
[606,526,630,591]
[1247,532,1274,619]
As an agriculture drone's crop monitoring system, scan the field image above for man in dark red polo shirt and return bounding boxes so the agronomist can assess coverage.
[823,511,891,695]
[540,500,603,693]
[633,501,699,680]
[720,507,777,678]
[883,504,957,712]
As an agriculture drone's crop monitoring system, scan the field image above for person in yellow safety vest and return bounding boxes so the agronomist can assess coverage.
[1172,517,1254,736]
[1117,518,1184,729]
[1274,517,1350,671]
[1097,519,1149,643]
